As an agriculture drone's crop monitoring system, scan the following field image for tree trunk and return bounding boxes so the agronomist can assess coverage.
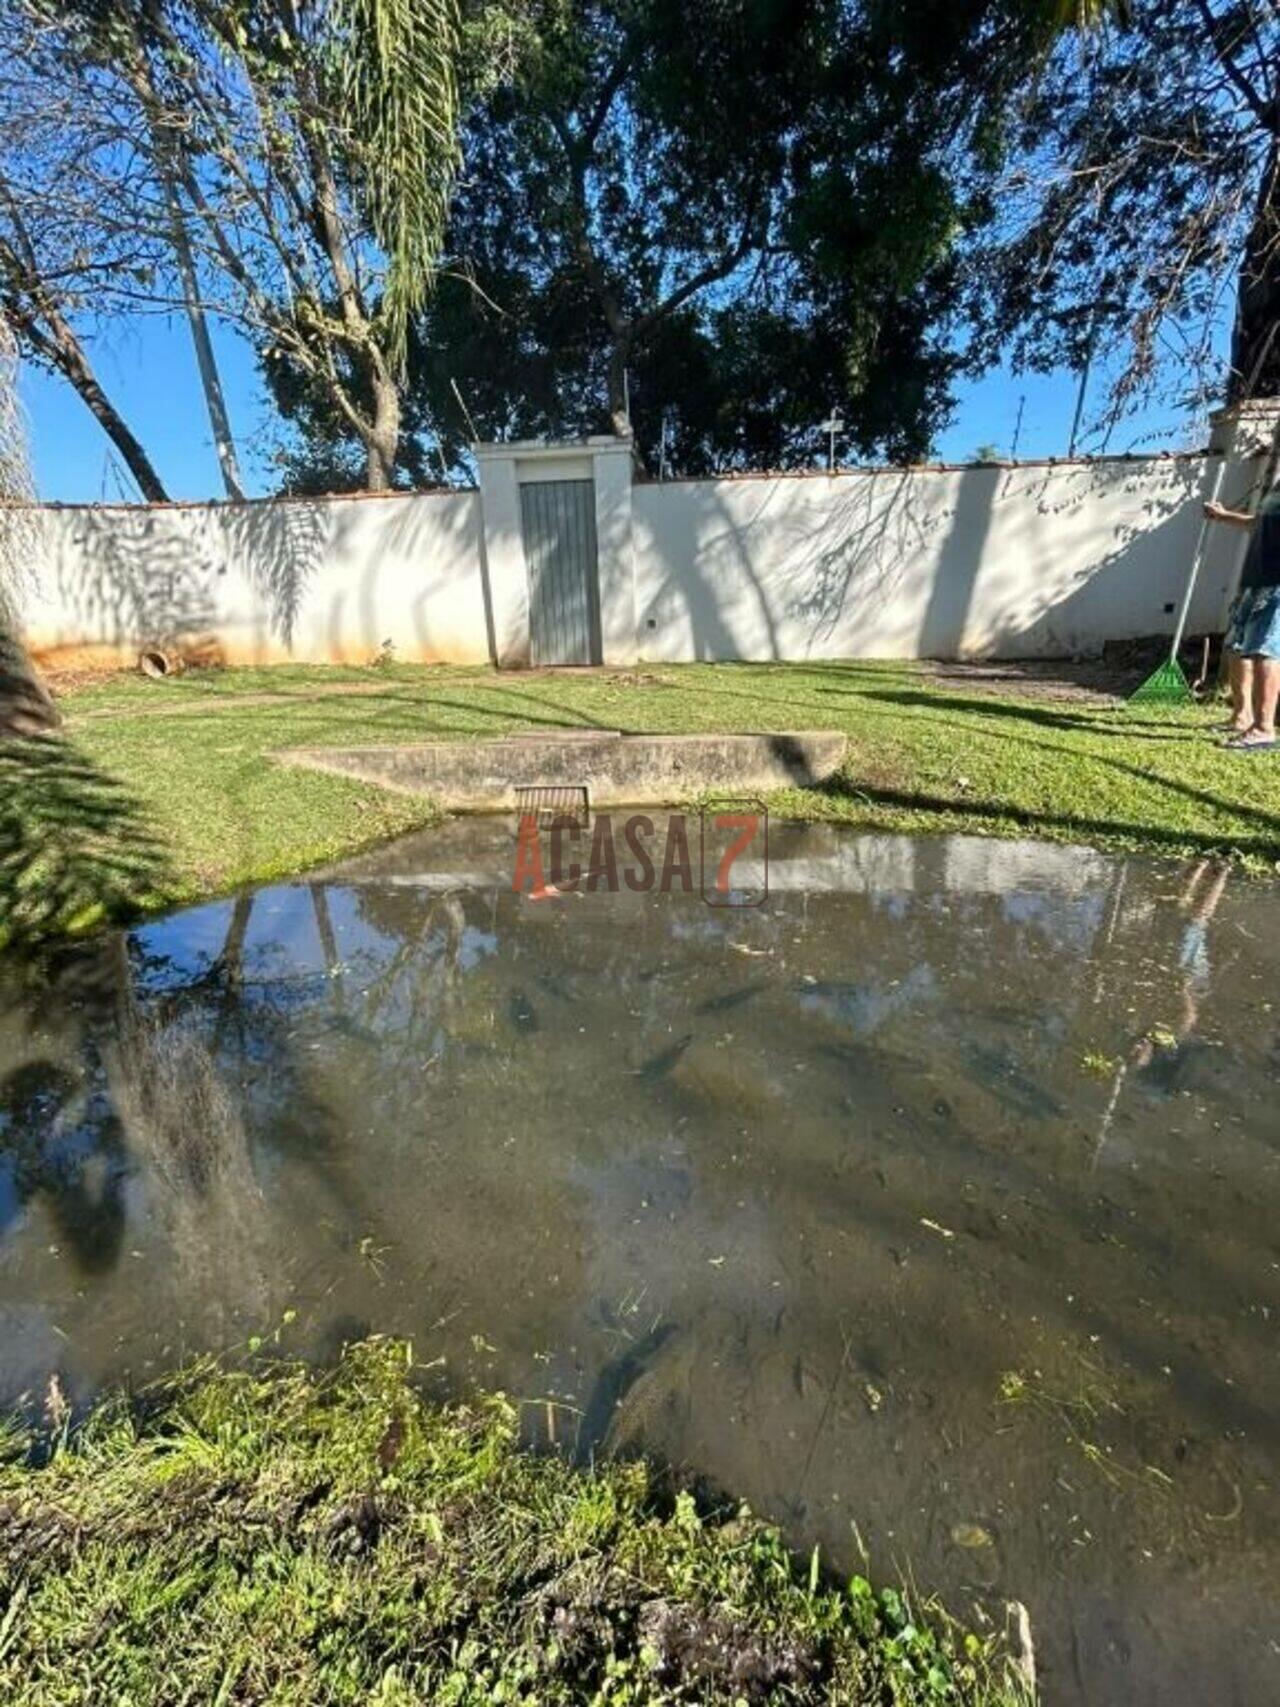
[0,626,60,737]
[364,366,401,490]
[5,302,169,502]
[54,329,171,502]
[607,334,632,437]
[1229,132,1280,401]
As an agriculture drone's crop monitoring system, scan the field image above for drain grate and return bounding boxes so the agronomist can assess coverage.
[513,783,590,826]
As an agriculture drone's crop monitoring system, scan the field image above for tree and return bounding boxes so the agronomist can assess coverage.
[0,0,462,493]
[266,221,975,486]
[0,317,60,733]
[0,183,172,503]
[1,318,176,956]
[978,0,1280,427]
[268,0,1075,482]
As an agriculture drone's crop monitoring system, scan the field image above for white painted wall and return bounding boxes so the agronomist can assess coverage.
[631,454,1245,664]
[9,408,1277,673]
[14,488,490,671]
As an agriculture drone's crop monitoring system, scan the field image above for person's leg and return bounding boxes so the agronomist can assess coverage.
[1228,652,1254,731]
[1252,655,1280,737]
[1231,645,1280,747]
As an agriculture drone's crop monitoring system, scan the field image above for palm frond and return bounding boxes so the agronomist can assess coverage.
[334,0,461,369]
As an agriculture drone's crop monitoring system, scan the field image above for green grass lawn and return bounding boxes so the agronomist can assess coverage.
[12,658,1277,940]
[0,1339,1026,1705]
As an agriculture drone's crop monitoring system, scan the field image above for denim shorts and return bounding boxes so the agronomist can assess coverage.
[1225,585,1280,659]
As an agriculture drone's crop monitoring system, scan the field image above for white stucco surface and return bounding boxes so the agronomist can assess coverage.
[15,488,490,670]
[9,407,1276,672]
[631,455,1245,663]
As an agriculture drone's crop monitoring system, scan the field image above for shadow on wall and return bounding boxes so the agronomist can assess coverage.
[40,492,492,669]
[51,501,332,661]
[638,468,974,660]
[789,470,944,652]
[976,463,1212,659]
[916,467,998,658]
[636,456,1213,664]
[19,457,1221,671]
[219,501,330,651]
[321,493,492,667]
[55,507,223,657]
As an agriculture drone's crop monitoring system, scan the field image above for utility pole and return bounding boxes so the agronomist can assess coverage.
[130,6,244,501]
[165,182,245,501]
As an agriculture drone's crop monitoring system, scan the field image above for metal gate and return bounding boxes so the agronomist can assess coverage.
[521,479,602,666]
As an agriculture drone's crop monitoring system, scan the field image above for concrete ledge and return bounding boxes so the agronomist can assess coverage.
[274,730,847,810]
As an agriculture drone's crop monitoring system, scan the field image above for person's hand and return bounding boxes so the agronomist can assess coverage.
[1203,499,1229,521]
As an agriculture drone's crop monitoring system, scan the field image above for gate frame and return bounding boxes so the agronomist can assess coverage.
[474,436,637,669]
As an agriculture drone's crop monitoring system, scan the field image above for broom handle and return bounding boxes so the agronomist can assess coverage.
[1168,456,1227,664]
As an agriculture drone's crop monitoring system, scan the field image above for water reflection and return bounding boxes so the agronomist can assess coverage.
[1,819,1278,1707]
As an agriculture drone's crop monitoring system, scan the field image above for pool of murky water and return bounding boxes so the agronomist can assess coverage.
[1,818,1277,1704]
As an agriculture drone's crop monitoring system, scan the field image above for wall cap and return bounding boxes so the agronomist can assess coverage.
[472,435,633,462]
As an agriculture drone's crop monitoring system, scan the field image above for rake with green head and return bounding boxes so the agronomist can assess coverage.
[1128,655,1194,707]
[1126,461,1224,710]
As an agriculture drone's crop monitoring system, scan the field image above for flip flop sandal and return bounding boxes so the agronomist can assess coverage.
[1229,734,1278,753]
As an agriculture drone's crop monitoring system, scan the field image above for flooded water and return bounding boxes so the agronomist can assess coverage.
[1,817,1278,1705]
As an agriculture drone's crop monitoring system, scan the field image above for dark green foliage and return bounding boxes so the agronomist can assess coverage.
[265,0,1059,485]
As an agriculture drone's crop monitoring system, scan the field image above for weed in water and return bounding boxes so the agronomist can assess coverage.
[1078,1050,1119,1079]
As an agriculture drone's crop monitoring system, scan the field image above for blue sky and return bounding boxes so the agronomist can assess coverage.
[18,311,1212,504]
[20,317,275,503]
